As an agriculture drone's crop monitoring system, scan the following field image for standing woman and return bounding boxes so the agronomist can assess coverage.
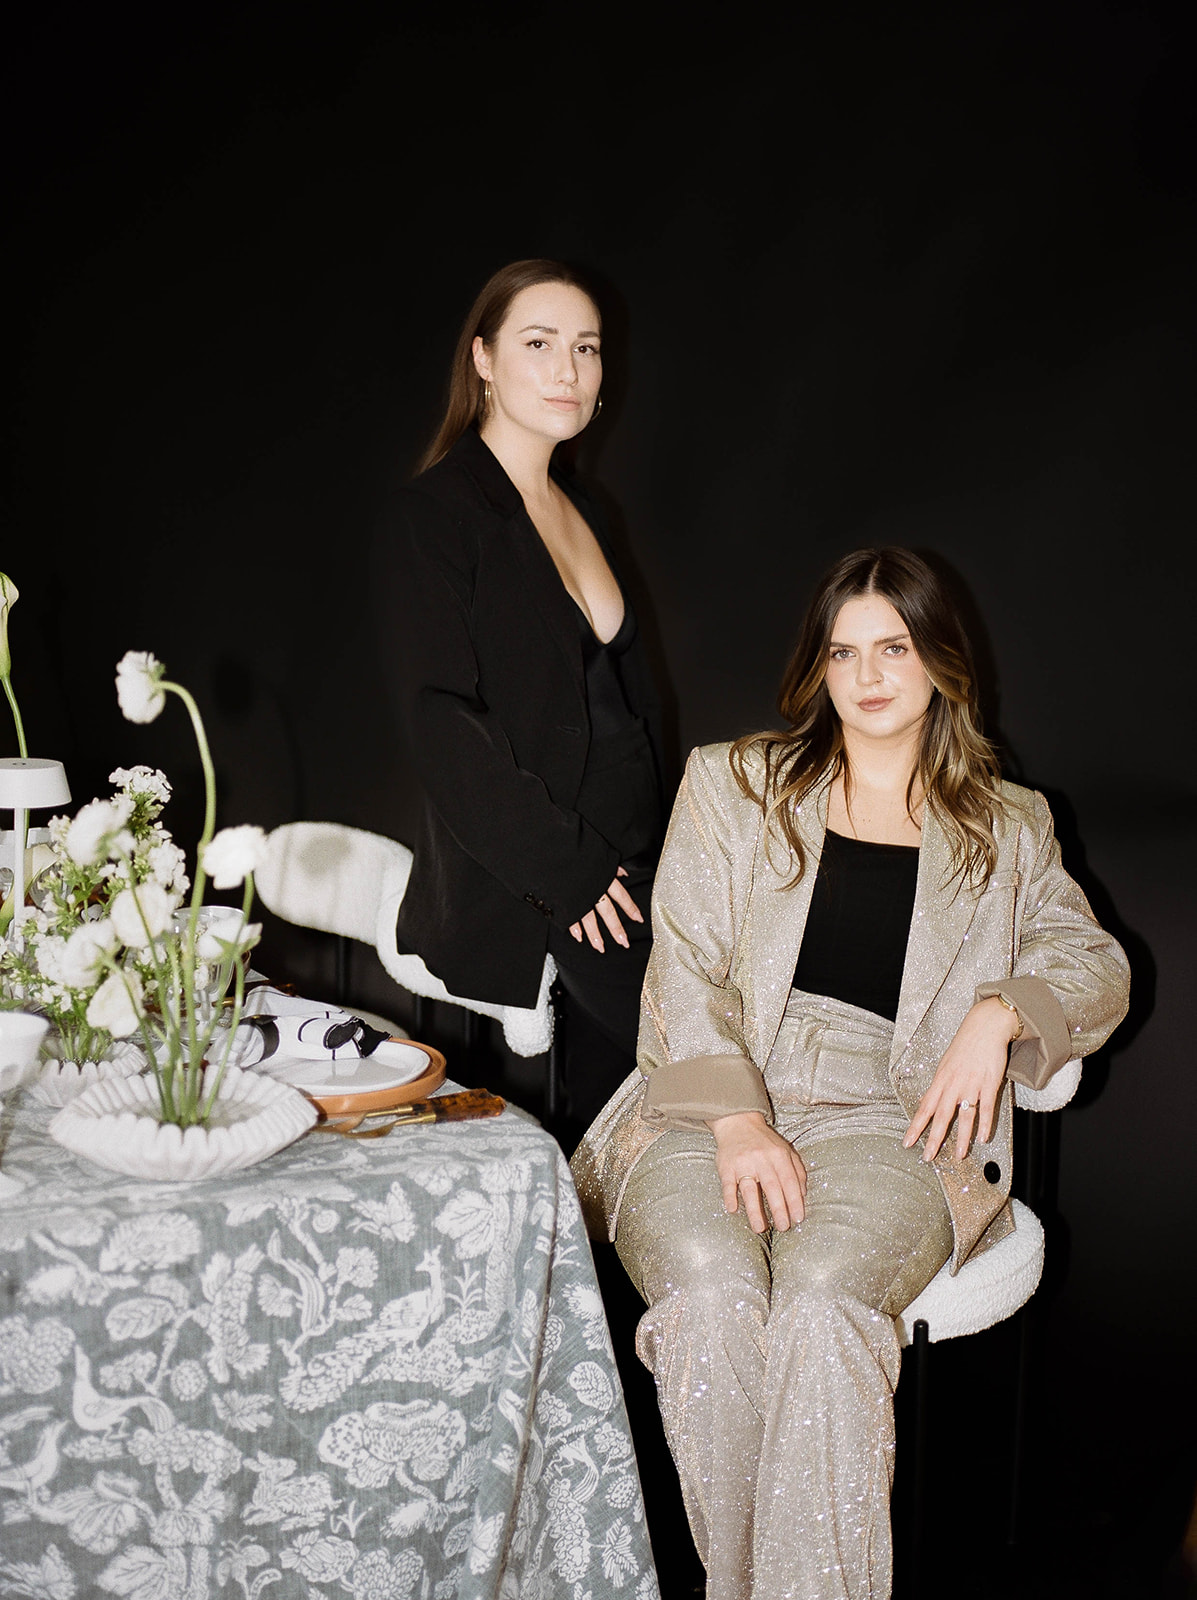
[373,260,666,1146]
[571,547,1130,1599]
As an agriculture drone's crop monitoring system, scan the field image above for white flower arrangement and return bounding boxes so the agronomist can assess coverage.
[0,653,267,1128]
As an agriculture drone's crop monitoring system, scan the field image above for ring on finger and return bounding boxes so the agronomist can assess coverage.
[959,1099,973,1112]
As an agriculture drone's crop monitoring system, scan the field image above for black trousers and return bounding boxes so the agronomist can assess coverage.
[546,860,654,1155]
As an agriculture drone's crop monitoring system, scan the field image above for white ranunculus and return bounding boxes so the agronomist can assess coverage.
[65,797,135,867]
[115,651,167,724]
[110,765,172,804]
[195,909,241,962]
[202,826,268,890]
[86,969,144,1037]
[110,881,176,948]
[59,918,120,988]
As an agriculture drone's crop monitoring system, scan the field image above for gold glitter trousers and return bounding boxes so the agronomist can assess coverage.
[615,993,954,1600]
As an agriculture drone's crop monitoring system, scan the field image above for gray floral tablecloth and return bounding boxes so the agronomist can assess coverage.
[0,1085,659,1600]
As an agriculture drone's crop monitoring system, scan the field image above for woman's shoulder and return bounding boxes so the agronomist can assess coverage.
[684,741,768,804]
[994,778,1052,840]
[398,442,489,516]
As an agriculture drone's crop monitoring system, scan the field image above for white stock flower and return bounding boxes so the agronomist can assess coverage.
[147,837,188,892]
[65,797,135,867]
[87,969,144,1037]
[32,935,70,987]
[109,765,172,804]
[115,651,167,724]
[110,881,176,948]
[202,826,267,890]
[59,918,120,988]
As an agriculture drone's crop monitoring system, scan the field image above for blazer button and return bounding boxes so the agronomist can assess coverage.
[983,1160,1001,1184]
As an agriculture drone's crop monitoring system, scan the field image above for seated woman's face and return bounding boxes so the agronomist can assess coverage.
[474,283,602,444]
[825,594,934,747]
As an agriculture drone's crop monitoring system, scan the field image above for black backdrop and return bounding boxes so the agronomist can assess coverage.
[7,4,1195,1595]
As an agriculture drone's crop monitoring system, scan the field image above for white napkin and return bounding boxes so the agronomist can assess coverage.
[224,988,392,1069]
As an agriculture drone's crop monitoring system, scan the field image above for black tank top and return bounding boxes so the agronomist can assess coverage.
[572,600,660,863]
[792,829,919,1022]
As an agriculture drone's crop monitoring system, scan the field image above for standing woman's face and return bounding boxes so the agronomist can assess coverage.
[472,282,602,445]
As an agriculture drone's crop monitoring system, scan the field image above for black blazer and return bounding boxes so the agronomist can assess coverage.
[372,429,665,1009]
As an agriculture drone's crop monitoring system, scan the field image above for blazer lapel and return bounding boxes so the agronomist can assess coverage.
[457,430,584,682]
[890,806,981,1067]
[504,504,584,676]
[738,774,832,1066]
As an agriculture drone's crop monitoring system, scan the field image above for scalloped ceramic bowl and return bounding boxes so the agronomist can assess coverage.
[29,1041,147,1107]
[49,1066,318,1181]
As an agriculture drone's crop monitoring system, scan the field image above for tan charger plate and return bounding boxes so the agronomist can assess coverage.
[262,1039,447,1119]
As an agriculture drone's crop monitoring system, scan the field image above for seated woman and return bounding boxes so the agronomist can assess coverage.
[571,547,1130,1600]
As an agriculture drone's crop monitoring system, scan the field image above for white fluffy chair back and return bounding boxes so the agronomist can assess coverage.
[257,821,556,1059]
[257,822,409,946]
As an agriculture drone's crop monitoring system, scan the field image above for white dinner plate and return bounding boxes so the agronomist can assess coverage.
[254,1037,435,1097]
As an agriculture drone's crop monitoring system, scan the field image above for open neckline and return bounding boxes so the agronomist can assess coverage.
[825,828,919,853]
[568,590,627,647]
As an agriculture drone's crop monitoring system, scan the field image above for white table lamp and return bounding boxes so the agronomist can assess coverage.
[0,758,71,928]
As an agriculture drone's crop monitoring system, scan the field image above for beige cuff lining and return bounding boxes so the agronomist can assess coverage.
[975,976,1073,1090]
[640,1054,773,1130]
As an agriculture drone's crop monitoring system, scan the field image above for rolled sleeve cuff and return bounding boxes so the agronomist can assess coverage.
[639,1054,773,1129]
[975,976,1073,1090]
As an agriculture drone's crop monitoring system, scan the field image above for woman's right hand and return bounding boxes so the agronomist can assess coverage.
[569,865,643,952]
[708,1111,807,1233]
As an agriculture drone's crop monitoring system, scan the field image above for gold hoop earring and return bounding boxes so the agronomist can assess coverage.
[483,379,492,415]
[594,393,603,419]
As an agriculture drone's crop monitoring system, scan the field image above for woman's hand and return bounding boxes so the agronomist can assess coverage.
[569,865,643,953]
[903,997,1022,1162]
[708,1110,807,1233]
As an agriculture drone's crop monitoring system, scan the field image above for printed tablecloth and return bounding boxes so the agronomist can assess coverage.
[0,1085,659,1600]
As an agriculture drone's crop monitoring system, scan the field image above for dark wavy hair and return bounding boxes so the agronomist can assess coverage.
[730,547,1006,888]
[417,258,601,473]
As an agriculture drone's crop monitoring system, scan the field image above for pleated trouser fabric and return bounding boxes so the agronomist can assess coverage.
[614,992,954,1600]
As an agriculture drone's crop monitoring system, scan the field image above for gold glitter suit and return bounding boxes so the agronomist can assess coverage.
[571,744,1130,1600]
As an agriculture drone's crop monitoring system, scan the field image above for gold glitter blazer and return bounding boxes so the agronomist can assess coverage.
[571,743,1131,1272]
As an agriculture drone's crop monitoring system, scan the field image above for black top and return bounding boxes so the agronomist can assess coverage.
[572,599,662,866]
[792,829,919,1022]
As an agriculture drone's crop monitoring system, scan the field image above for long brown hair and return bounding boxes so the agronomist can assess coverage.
[417,258,601,473]
[730,547,1007,888]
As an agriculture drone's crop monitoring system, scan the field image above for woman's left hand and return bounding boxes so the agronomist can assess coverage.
[903,997,1021,1162]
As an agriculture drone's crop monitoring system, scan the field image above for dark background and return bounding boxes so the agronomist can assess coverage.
[6,3,1195,1596]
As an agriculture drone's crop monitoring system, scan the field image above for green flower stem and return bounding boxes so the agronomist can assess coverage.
[0,674,27,934]
[2,674,28,759]
[199,872,256,1120]
[160,678,216,1124]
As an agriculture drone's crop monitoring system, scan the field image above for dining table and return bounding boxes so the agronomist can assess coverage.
[0,1016,661,1600]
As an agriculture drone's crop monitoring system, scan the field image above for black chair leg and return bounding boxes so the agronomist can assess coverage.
[908,1318,930,1599]
[335,934,349,1006]
[1007,1300,1035,1547]
[545,980,565,1129]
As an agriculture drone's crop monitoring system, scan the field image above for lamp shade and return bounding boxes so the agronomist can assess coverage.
[0,758,71,810]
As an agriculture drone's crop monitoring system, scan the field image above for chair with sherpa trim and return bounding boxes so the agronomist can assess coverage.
[895,1062,1083,1595]
[255,822,562,1106]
